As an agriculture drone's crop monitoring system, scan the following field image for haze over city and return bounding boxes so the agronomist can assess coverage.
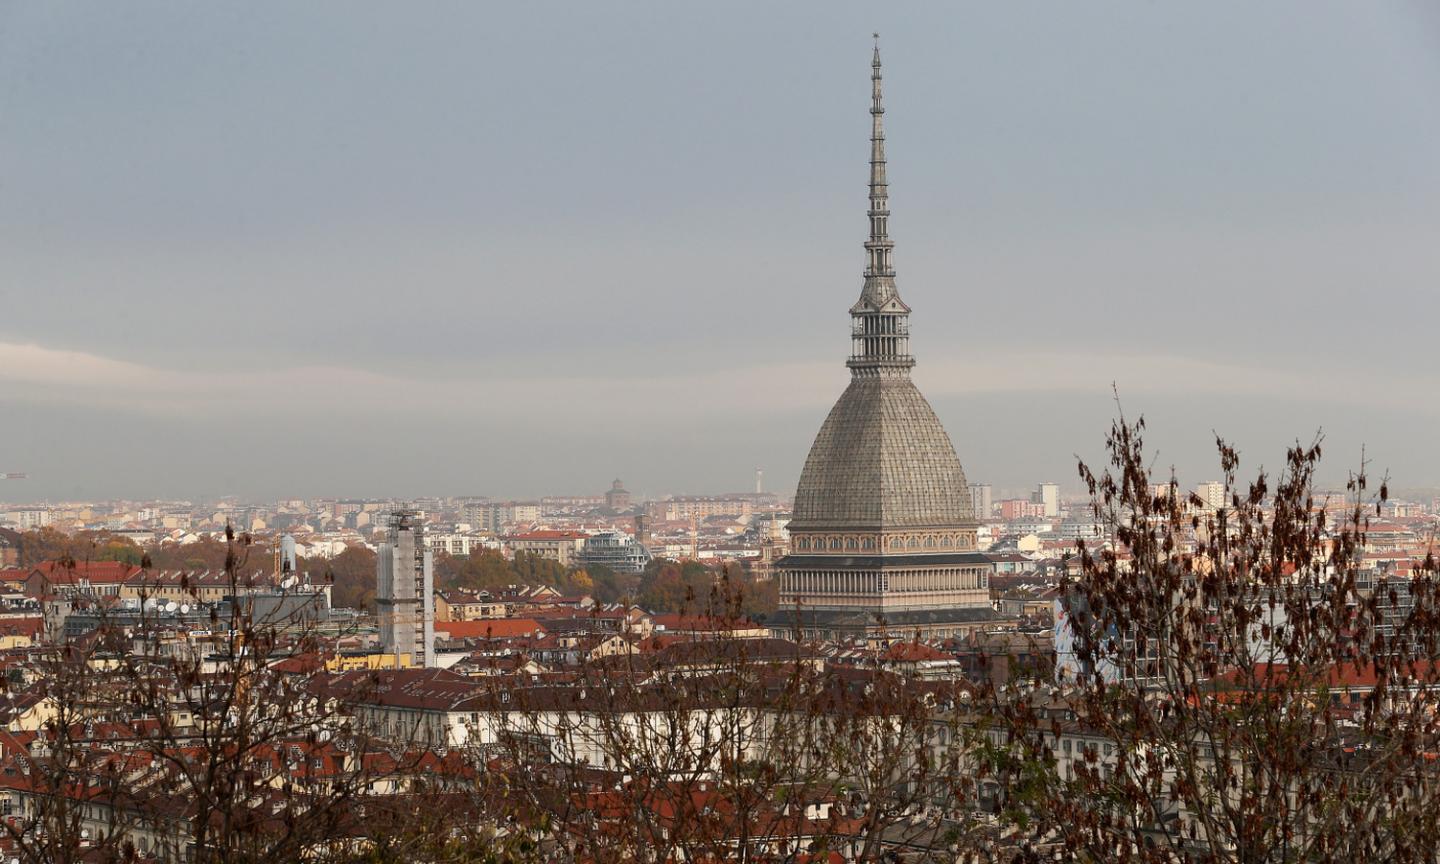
[4,2,1440,501]
[9,5,1440,862]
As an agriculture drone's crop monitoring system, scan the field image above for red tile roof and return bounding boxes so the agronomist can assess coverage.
[0,617,43,640]
[29,561,142,584]
[437,618,547,640]
[882,641,952,662]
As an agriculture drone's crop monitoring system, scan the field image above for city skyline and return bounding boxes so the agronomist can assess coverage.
[5,3,1439,500]
[3,16,1439,859]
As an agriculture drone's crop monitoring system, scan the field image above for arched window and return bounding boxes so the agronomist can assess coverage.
[924,536,935,548]
[907,536,919,549]
[845,537,857,550]
[862,537,875,550]
[830,537,843,550]
[890,537,903,550]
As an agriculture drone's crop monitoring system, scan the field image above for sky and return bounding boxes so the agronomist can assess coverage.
[3,2,1439,503]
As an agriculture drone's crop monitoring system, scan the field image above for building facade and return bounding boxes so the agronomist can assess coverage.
[1033,483,1060,518]
[376,510,436,668]
[649,497,755,522]
[507,530,587,566]
[968,484,993,521]
[773,43,995,642]
[575,530,652,575]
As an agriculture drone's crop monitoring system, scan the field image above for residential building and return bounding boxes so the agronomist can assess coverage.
[649,497,754,521]
[507,530,586,566]
[1196,481,1226,511]
[1032,483,1060,518]
[968,484,993,521]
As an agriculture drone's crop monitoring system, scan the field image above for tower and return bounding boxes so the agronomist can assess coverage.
[605,479,632,512]
[1033,483,1060,518]
[774,39,994,643]
[376,508,435,667]
[969,484,993,521]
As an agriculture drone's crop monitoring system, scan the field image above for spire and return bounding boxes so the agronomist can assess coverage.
[865,34,893,292]
[849,35,914,375]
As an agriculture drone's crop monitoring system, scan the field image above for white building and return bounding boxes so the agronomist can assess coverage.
[968,484,993,520]
[5,509,52,530]
[1033,483,1060,518]
[426,531,489,557]
[1196,481,1226,511]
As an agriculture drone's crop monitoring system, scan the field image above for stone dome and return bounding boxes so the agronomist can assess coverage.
[790,374,975,531]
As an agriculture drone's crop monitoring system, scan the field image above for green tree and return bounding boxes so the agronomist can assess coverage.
[511,551,565,586]
[637,562,712,614]
[436,550,513,593]
[579,563,635,604]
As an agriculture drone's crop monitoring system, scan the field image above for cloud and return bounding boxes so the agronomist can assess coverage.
[3,340,1431,429]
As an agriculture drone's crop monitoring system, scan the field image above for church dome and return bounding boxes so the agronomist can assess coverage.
[791,374,975,531]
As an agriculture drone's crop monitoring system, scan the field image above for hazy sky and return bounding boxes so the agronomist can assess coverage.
[3,2,1439,503]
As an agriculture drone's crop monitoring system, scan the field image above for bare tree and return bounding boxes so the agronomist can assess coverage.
[477,579,989,862]
[990,416,1440,862]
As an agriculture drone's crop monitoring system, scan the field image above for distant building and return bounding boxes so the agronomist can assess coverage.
[376,510,435,668]
[5,509,52,530]
[1032,483,1060,518]
[968,484,993,521]
[649,497,754,521]
[1196,481,1226,511]
[468,502,542,532]
[575,531,652,575]
[604,479,632,512]
[25,561,141,598]
[426,532,488,558]
[998,499,1045,521]
[507,530,586,566]
[434,589,506,622]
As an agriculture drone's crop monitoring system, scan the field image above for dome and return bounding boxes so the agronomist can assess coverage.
[791,375,975,531]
